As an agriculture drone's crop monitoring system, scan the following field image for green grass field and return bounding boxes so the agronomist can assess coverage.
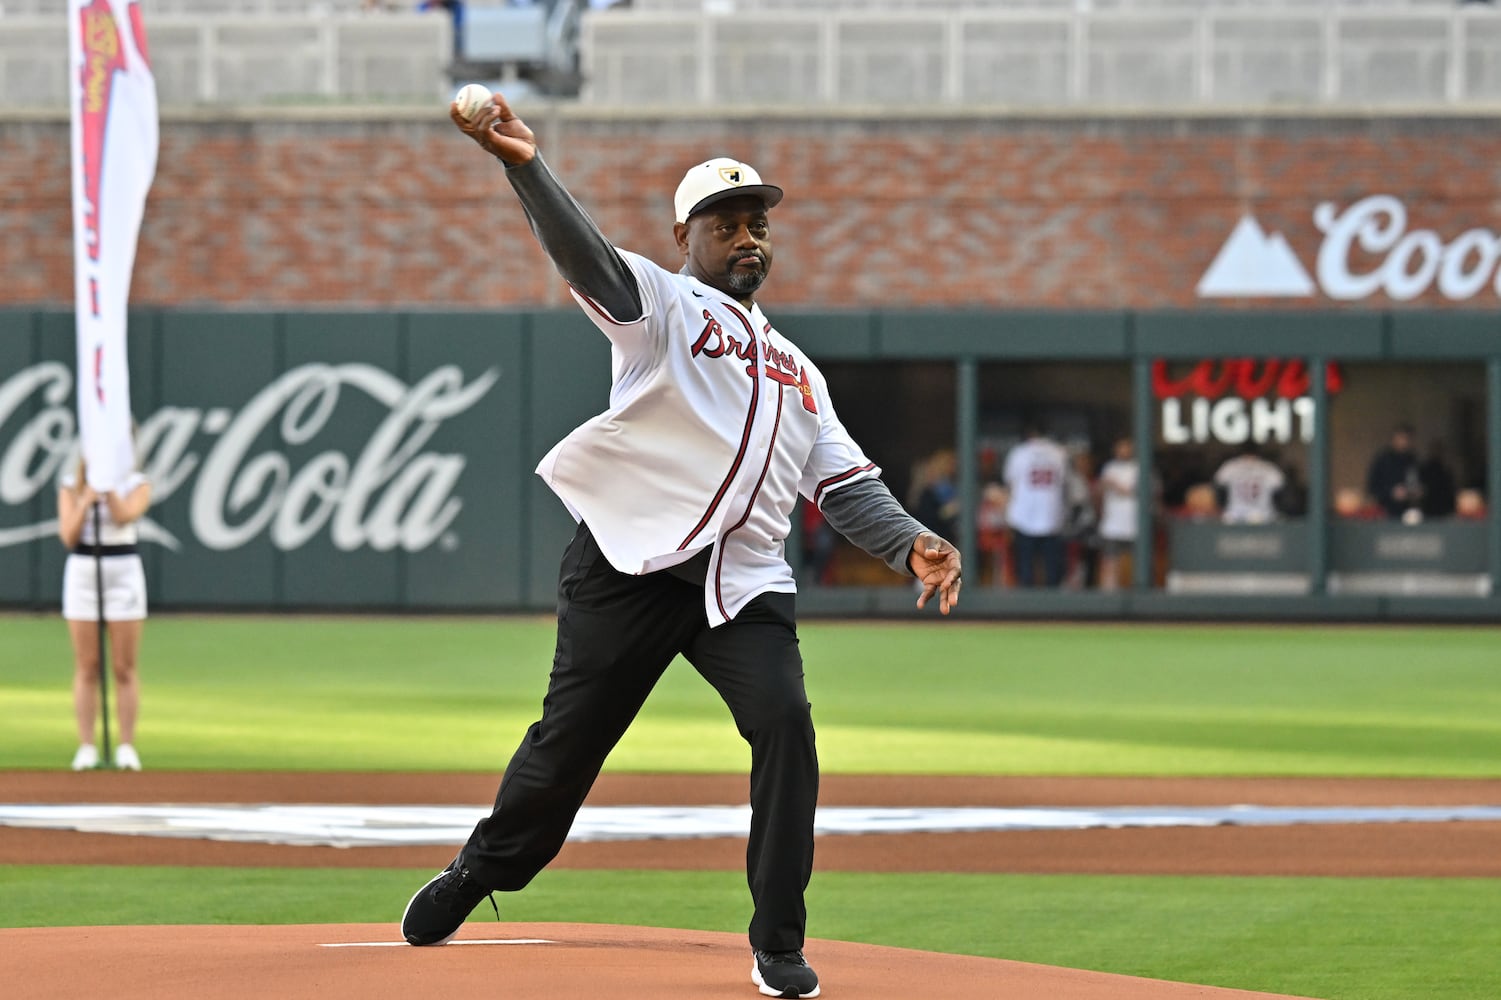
[5,615,1501,775]
[3,614,1500,998]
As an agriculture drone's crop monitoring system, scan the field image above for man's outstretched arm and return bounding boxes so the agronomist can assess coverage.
[451,92,641,322]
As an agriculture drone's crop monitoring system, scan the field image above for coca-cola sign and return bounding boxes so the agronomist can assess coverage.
[0,361,499,553]
[1199,195,1501,302]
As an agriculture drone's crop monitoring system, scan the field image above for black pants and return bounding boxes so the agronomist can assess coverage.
[460,522,818,953]
[1011,530,1065,587]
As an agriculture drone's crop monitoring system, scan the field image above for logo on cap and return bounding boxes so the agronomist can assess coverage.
[719,166,744,186]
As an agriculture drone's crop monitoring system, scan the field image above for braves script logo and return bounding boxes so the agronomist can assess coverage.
[0,361,498,552]
[78,0,130,265]
[690,310,816,413]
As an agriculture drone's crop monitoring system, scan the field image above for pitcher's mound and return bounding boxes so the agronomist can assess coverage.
[2,922,1313,999]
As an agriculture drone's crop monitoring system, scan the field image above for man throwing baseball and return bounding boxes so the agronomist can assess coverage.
[400,89,963,999]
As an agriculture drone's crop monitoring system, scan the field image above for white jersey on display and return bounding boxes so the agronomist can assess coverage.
[537,249,880,627]
[1002,437,1070,536]
[1214,455,1285,524]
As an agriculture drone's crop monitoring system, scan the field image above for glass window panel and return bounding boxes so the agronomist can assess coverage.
[978,362,1134,590]
[1327,362,1490,598]
[802,361,955,588]
[1153,357,1319,595]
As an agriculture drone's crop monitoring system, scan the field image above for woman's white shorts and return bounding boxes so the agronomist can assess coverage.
[62,553,148,622]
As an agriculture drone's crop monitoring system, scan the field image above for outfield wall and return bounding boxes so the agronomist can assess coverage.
[3,306,1498,621]
[5,109,1501,619]
[7,111,1501,313]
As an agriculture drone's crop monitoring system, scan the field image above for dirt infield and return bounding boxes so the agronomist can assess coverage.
[0,923,1318,1000]
[3,770,1499,876]
[5,770,1497,999]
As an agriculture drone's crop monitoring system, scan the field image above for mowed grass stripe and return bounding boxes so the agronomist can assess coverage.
[3,615,1499,775]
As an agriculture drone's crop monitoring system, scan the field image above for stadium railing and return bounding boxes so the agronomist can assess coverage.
[579,3,1501,108]
[5,0,383,13]
[0,12,451,107]
[628,0,1466,9]
[3,1,1499,109]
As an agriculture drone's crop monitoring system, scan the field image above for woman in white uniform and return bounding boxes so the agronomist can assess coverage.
[56,462,152,771]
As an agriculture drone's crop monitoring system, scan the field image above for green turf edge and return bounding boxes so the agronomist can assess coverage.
[4,866,1499,1000]
[6,616,1501,777]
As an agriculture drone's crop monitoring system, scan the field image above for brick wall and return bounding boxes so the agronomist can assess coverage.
[6,112,1501,310]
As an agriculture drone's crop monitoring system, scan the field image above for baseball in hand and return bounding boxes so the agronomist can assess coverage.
[453,83,493,121]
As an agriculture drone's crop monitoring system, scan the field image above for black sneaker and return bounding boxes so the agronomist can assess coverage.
[401,857,497,945]
[751,948,820,998]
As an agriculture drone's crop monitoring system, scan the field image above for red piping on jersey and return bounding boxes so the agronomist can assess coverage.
[713,378,785,621]
[678,303,761,551]
[813,463,877,506]
[571,285,634,326]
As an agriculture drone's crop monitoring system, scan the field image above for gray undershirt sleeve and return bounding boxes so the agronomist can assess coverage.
[818,478,929,577]
[502,153,643,322]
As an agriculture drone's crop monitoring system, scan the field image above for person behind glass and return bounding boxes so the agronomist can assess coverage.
[1418,440,1457,520]
[1002,422,1070,587]
[1061,447,1098,590]
[1365,423,1420,520]
[417,0,463,58]
[913,448,961,545]
[1333,486,1381,520]
[974,445,1009,585]
[797,499,837,586]
[56,458,151,771]
[1269,451,1309,519]
[1213,441,1285,525]
[1455,488,1487,520]
[1095,436,1141,592]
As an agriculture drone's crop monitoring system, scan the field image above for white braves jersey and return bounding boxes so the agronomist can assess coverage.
[1213,455,1285,524]
[537,249,880,627]
[1002,438,1070,536]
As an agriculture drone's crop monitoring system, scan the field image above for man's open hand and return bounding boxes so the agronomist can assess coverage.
[909,531,962,615]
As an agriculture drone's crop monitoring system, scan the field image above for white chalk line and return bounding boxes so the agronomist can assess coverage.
[2,803,1499,848]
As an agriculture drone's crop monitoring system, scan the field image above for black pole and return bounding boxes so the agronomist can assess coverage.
[1308,355,1330,595]
[91,502,113,768]
[1132,355,1155,590]
[1489,360,1501,599]
[956,358,979,578]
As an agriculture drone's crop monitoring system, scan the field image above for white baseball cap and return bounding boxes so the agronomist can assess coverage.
[673,157,784,224]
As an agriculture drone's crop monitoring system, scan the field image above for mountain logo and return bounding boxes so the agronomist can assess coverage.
[1197,215,1315,298]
